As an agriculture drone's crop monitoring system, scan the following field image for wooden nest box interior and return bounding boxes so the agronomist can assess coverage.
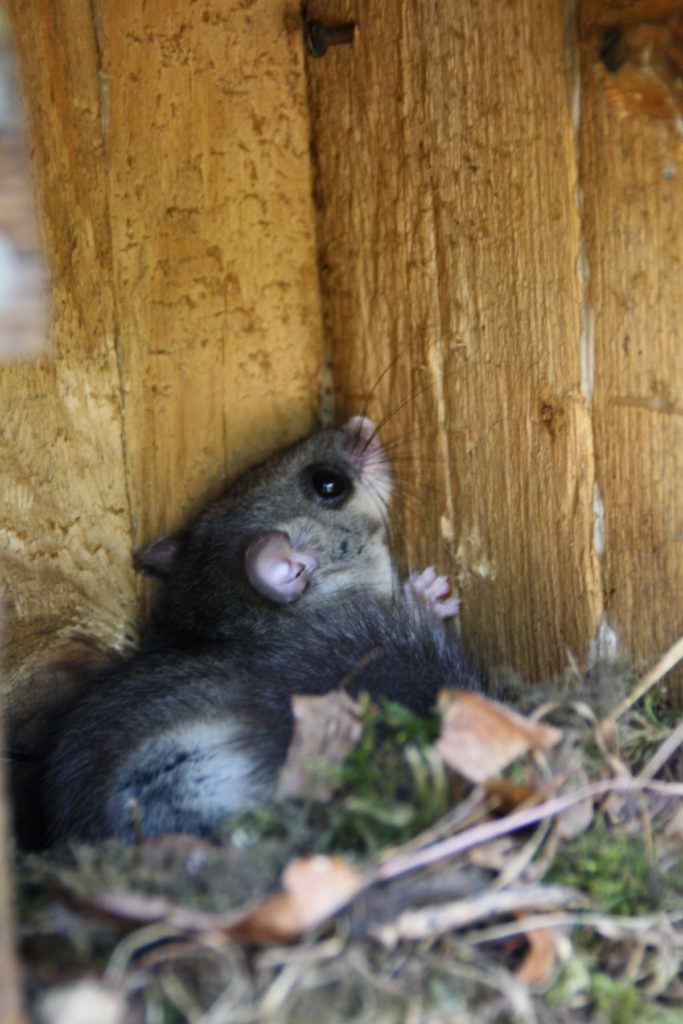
[1,0,682,747]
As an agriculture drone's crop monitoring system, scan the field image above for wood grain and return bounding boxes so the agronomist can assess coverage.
[579,1,683,692]
[1,0,679,716]
[99,0,323,546]
[306,1,601,680]
[1,1,322,723]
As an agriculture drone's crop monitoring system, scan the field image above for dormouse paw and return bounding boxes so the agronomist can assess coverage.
[404,566,460,620]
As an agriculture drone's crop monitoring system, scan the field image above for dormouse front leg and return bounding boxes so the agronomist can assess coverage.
[404,566,460,621]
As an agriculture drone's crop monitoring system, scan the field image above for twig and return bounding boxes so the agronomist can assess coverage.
[370,884,579,944]
[256,936,345,970]
[467,910,683,947]
[372,778,683,886]
[639,719,683,780]
[606,636,683,724]
[374,787,492,866]
[491,817,553,890]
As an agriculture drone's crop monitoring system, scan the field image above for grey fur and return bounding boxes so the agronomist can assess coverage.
[140,419,396,649]
[42,421,483,844]
[45,596,483,843]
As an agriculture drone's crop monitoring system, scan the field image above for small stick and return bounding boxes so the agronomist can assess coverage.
[605,635,683,725]
[372,777,683,886]
[639,719,683,780]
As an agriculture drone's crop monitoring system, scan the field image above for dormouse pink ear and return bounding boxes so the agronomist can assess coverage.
[245,530,318,604]
[343,415,378,452]
[342,416,391,491]
[136,535,181,578]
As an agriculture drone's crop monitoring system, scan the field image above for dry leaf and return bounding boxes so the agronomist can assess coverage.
[484,777,543,813]
[90,855,364,947]
[436,691,562,783]
[229,855,363,944]
[515,925,560,987]
[276,692,364,801]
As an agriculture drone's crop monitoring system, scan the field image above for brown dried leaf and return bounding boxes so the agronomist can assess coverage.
[276,691,364,801]
[484,777,543,813]
[228,855,362,944]
[515,924,560,987]
[436,691,562,783]
[90,855,363,947]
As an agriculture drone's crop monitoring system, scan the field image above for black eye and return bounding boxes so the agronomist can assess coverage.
[304,464,351,506]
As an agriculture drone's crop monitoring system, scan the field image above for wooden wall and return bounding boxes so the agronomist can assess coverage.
[1,0,323,725]
[1,0,681,731]
[578,1,683,685]
[307,0,682,687]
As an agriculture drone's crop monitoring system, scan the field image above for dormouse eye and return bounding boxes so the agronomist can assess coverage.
[303,464,352,507]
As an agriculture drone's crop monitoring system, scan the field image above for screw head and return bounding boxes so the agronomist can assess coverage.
[304,19,355,59]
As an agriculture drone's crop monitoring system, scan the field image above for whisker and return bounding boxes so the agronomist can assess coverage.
[342,358,464,578]
[384,454,454,469]
[387,473,445,500]
[389,480,462,573]
[368,367,460,440]
[380,432,460,455]
[357,344,412,424]
[348,363,458,459]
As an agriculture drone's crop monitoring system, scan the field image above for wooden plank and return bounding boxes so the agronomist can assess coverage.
[306,1,601,680]
[1,0,135,723]
[1,1,322,726]
[99,0,323,548]
[578,2,683,694]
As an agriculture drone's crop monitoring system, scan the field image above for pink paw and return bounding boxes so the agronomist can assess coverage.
[404,567,460,620]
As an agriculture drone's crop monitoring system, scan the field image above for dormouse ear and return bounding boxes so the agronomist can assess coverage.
[342,416,391,493]
[342,415,386,463]
[343,415,377,450]
[136,535,181,578]
[245,530,318,604]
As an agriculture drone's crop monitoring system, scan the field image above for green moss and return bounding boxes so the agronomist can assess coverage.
[502,760,527,784]
[590,972,681,1024]
[319,697,445,852]
[548,959,682,1024]
[222,697,447,859]
[547,818,657,916]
